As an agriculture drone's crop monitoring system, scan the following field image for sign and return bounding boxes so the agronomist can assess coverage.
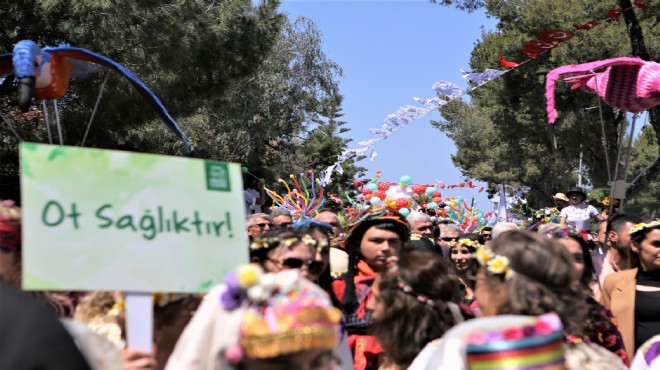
[20,143,248,292]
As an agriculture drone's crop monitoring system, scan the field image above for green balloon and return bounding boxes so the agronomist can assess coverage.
[242,167,249,173]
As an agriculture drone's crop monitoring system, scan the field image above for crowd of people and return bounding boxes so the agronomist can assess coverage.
[1,184,660,369]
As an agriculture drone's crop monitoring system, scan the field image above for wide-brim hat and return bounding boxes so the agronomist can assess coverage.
[565,187,586,199]
[552,193,569,202]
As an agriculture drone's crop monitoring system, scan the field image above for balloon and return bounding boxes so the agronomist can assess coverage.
[365,194,373,201]
[362,189,373,196]
[457,196,464,202]
[429,202,439,209]
[395,198,408,208]
[366,182,378,192]
[426,187,436,195]
[399,175,412,185]
[242,167,249,173]
[399,208,410,216]
[370,197,382,206]
[432,191,441,198]
[377,182,391,191]
[374,190,387,199]
[433,196,441,203]
[411,185,425,194]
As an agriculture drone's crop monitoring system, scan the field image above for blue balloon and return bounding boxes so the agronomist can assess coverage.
[425,187,436,195]
[429,202,439,210]
[399,207,410,216]
[366,182,378,192]
[400,175,412,185]
[456,196,464,202]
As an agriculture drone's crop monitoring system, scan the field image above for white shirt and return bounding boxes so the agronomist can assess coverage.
[560,203,598,231]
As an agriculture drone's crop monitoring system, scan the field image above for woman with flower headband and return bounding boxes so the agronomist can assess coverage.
[291,219,337,304]
[447,236,480,305]
[543,224,629,365]
[601,220,660,359]
[410,231,626,370]
[331,207,410,370]
[249,229,322,279]
[368,251,463,370]
[165,264,343,370]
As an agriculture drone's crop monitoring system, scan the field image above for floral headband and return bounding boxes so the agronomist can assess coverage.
[249,234,326,251]
[449,239,480,250]
[474,245,515,280]
[630,220,660,236]
[344,207,409,240]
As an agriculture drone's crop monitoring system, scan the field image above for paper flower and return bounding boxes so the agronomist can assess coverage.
[487,255,510,275]
[474,247,493,265]
[630,220,660,236]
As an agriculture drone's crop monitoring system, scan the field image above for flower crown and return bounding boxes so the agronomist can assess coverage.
[474,245,515,280]
[249,234,325,251]
[449,239,480,250]
[630,220,660,236]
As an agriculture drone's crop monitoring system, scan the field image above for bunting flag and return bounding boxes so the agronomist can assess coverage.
[319,1,654,186]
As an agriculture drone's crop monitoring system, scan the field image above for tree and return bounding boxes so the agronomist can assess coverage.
[624,125,660,218]
[430,0,659,207]
[0,2,361,195]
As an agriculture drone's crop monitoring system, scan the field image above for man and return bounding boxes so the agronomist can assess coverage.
[592,214,639,300]
[592,220,608,254]
[271,209,293,228]
[246,213,272,240]
[315,210,348,275]
[331,208,409,370]
[437,223,462,258]
[479,226,493,246]
[492,222,518,239]
[406,211,435,238]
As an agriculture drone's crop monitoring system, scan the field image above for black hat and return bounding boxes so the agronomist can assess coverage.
[566,187,586,199]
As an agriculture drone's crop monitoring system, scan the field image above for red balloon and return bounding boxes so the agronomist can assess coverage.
[396,198,408,208]
[375,190,386,199]
[377,182,390,191]
[432,191,441,198]
[362,189,373,196]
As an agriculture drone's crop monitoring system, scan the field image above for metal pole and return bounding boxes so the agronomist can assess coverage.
[620,113,639,211]
[578,144,583,187]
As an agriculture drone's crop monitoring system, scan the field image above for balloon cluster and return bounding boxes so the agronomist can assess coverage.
[264,170,325,219]
[439,196,497,233]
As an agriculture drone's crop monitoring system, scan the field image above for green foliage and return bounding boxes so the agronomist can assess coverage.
[432,0,660,208]
[624,125,660,219]
[0,1,361,190]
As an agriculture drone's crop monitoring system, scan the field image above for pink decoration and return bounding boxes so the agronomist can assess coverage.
[225,344,244,365]
[546,57,660,124]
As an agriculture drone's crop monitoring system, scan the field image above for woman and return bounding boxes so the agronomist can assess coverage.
[165,265,343,370]
[601,220,660,359]
[249,229,322,279]
[543,224,629,365]
[332,208,410,370]
[447,237,479,304]
[368,251,462,370]
[291,218,334,289]
[559,187,604,233]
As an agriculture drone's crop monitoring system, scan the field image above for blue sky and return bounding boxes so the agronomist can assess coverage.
[280,1,499,211]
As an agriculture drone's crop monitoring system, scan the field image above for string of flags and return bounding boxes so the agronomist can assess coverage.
[318,0,654,186]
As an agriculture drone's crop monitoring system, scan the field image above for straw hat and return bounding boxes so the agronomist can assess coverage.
[553,193,569,202]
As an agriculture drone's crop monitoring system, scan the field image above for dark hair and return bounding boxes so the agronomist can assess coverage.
[565,234,596,287]
[343,215,410,314]
[370,251,458,369]
[631,222,660,269]
[405,235,438,253]
[606,213,639,235]
[248,229,305,267]
[484,231,588,337]
[447,237,479,290]
[154,295,201,330]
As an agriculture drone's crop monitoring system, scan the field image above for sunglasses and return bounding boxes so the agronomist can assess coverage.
[417,225,435,232]
[481,233,492,239]
[281,257,326,274]
[441,237,459,242]
[249,222,271,229]
[329,222,341,228]
[277,222,293,228]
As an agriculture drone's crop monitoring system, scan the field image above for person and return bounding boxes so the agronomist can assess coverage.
[560,187,604,232]
[630,335,660,370]
[477,226,493,246]
[249,229,320,280]
[406,233,439,254]
[543,224,629,365]
[243,176,265,216]
[491,222,517,239]
[271,209,293,228]
[436,223,462,258]
[368,251,462,370]
[406,211,435,239]
[315,210,349,277]
[553,192,570,211]
[447,237,479,304]
[408,313,627,370]
[332,207,410,370]
[0,283,92,370]
[165,265,345,370]
[601,220,660,359]
[291,219,335,300]
[245,213,272,240]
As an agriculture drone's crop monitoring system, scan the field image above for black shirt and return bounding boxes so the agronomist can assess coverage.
[635,269,660,351]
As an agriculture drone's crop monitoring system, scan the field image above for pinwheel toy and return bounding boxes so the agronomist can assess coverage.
[0,40,190,152]
[546,57,660,124]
